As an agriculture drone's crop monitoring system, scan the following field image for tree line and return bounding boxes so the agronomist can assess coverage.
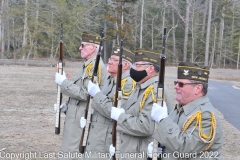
[0,0,239,69]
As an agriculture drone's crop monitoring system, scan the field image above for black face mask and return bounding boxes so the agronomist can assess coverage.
[130,67,147,82]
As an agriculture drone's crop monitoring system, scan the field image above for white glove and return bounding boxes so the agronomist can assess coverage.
[80,117,86,128]
[111,107,125,121]
[151,102,168,123]
[109,144,115,157]
[88,81,100,97]
[55,71,66,85]
[53,103,68,113]
[60,103,68,112]
[147,142,163,158]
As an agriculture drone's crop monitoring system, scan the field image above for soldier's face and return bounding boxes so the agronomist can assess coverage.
[107,55,119,75]
[79,42,96,60]
[174,79,197,105]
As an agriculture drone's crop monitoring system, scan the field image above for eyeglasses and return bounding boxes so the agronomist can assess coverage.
[81,43,93,48]
[108,57,119,62]
[133,63,153,68]
[174,81,199,88]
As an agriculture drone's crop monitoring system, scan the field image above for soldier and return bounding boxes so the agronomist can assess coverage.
[80,45,136,159]
[54,31,108,160]
[149,62,223,159]
[109,49,172,160]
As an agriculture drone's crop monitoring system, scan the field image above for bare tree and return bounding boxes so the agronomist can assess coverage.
[217,6,225,67]
[210,23,217,68]
[139,0,144,48]
[238,38,240,70]
[183,0,190,61]
[170,0,178,64]
[0,0,5,59]
[23,0,28,47]
[33,0,39,59]
[204,0,212,66]
[201,0,208,38]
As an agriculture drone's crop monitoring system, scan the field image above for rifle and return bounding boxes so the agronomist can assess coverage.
[150,27,167,160]
[112,40,124,160]
[79,30,104,153]
[55,23,64,135]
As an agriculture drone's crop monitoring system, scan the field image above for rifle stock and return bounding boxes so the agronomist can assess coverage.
[151,27,166,160]
[55,23,64,135]
[79,30,104,153]
[112,40,124,160]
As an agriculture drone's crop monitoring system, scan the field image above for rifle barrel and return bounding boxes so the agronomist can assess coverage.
[55,23,64,135]
[151,27,167,160]
[112,40,123,160]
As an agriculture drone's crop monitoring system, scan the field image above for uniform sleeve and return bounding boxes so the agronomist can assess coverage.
[116,101,155,137]
[91,91,112,118]
[91,76,134,119]
[60,79,88,101]
[164,84,173,113]
[122,77,135,97]
[153,111,215,153]
[121,77,135,106]
[98,60,108,89]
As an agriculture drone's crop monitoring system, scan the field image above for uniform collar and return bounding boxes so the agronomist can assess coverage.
[113,69,130,82]
[84,56,95,67]
[182,96,210,116]
[139,76,158,89]
[122,70,130,79]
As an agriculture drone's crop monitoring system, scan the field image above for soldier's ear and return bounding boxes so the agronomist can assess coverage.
[146,65,154,73]
[194,84,203,95]
[122,61,129,69]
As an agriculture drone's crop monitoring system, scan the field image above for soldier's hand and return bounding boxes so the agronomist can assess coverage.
[111,107,125,121]
[55,71,66,85]
[88,81,100,97]
[54,103,68,113]
[147,142,162,158]
[147,142,153,158]
[109,144,115,157]
[60,103,68,112]
[80,117,86,128]
[151,102,168,122]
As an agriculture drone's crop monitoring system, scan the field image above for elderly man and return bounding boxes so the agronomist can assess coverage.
[54,31,108,159]
[80,45,136,159]
[149,62,223,160]
[109,49,172,160]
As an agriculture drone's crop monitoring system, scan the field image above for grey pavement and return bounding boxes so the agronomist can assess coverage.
[208,80,240,130]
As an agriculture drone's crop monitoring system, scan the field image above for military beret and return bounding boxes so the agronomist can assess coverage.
[134,48,160,64]
[178,62,210,82]
[112,45,135,63]
[82,31,100,45]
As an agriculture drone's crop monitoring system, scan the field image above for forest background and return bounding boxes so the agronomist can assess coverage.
[0,0,240,69]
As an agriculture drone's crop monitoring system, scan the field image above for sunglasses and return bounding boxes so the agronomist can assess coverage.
[174,81,199,87]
